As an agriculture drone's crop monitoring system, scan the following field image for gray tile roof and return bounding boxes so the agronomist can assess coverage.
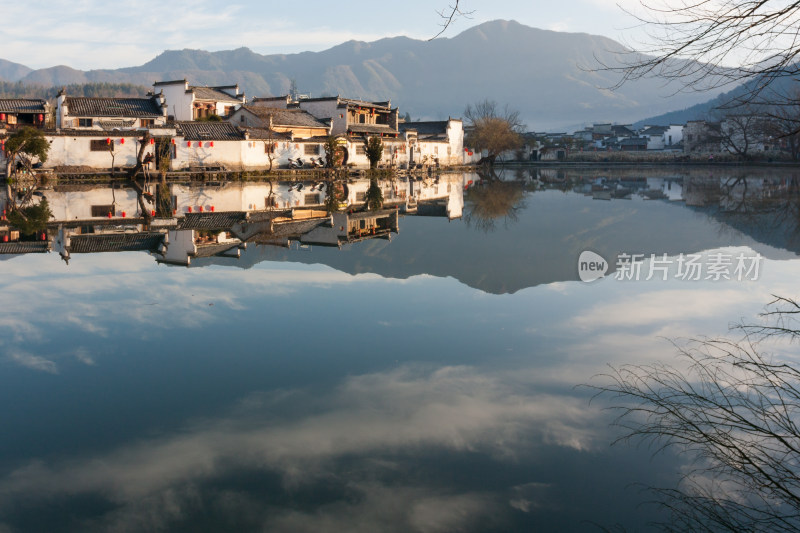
[347,124,398,135]
[0,99,47,113]
[69,232,164,253]
[193,242,241,258]
[241,127,292,141]
[242,106,328,129]
[178,211,246,230]
[0,242,49,254]
[177,122,246,141]
[399,121,449,135]
[65,97,162,118]
[191,86,242,103]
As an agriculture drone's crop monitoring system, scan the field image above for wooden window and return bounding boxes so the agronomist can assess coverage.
[303,144,319,155]
[355,145,365,155]
[356,191,366,202]
[78,118,93,127]
[434,145,439,155]
[90,139,110,151]
[265,142,276,154]
[265,196,278,208]
[91,205,114,217]
[140,119,154,127]
[304,193,320,204]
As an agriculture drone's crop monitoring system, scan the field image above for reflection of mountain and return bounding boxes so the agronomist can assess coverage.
[194,189,796,294]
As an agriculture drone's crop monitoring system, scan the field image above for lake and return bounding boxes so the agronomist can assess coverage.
[0,166,798,532]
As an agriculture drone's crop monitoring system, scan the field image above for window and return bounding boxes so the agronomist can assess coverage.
[359,114,366,124]
[447,146,452,155]
[91,205,114,217]
[265,196,278,208]
[434,146,439,155]
[356,191,366,202]
[304,193,321,204]
[383,147,390,156]
[78,118,93,127]
[140,119,154,127]
[90,139,110,151]
[240,115,245,123]
[356,145,365,155]
[265,142,276,154]
[304,144,319,155]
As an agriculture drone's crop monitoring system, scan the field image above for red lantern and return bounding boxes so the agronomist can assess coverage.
[198,206,203,212]
[151,210,155,216]
[209,141,214,148]
[210,205,214,212]
[171,139,176,145]
[121,211,126,218]
[187,141,191,147]
[2,235,7,243]
[107,211,112,218]
[187,206,192,213]
[197,141,202,148]
[37,114,44,122]
[0,113,5,121]
[150,138,155,145]
[106,137,111,145]
[120,138,125,145]
[40,232,46,241]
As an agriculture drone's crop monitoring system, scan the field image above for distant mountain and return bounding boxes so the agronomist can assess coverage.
[4,20,728,130]
[634,73,800,127]
[0,59,32,82]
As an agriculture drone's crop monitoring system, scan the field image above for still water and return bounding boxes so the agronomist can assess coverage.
[0,167,798,532]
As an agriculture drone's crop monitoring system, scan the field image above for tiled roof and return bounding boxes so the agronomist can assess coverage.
[69,232,164,253]
[0,99,47,113]
[641,126,668,135]
[177,122,246,141]
[242,106,328,129]
[178,211,246,230]
[193,242,241,258]
[399,121,449,135]
[340,98,392,110]
[190,86,242,103]
[65,97,162,118]
[269,218,328,239]
[347,124,398,135]
[50,129,149,137]
[242,127,292,140]
[0,242,49,254]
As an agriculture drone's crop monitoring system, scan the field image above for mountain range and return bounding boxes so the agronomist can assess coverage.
[0,20,727,130]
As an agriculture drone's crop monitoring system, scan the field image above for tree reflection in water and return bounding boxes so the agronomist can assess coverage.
[463,169,526,232]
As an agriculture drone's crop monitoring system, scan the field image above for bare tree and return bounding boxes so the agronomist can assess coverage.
[611,0,800,102]
[464,100,525,165]
[594,296,800,532]
[430,1,474,40]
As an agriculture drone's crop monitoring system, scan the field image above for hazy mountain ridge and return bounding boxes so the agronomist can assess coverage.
[2,20,726,129]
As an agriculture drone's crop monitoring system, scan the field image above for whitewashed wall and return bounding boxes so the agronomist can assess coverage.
[45,135,153,169]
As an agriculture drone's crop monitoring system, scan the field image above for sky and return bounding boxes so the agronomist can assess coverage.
[2,0,647,71]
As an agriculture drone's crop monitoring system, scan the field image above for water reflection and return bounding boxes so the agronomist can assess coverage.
[1,167,799,531]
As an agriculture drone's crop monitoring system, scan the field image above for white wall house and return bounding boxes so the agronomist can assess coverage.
[45,131,157,169]
[399,119,464,167]
[154,80,245,122]
[663,125,683,148]
[56,92,168,131]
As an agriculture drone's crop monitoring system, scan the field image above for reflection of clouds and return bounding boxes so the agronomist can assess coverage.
[0,257,398,366]
[7,351,58,374]
[573,289,760,329]
[0,366,601,530]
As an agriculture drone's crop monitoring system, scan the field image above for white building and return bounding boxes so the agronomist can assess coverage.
[154,80,245,122]
[56,92,168,131]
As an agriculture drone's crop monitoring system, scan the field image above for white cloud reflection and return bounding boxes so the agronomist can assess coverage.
[0,365,602,530]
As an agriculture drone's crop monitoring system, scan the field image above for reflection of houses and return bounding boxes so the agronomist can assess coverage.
[0,99,49,130]
[154,80,245,121]
[53,225,165,263]
[156,212,245,266]
[56,91,168,130]
[300,210,399,247]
